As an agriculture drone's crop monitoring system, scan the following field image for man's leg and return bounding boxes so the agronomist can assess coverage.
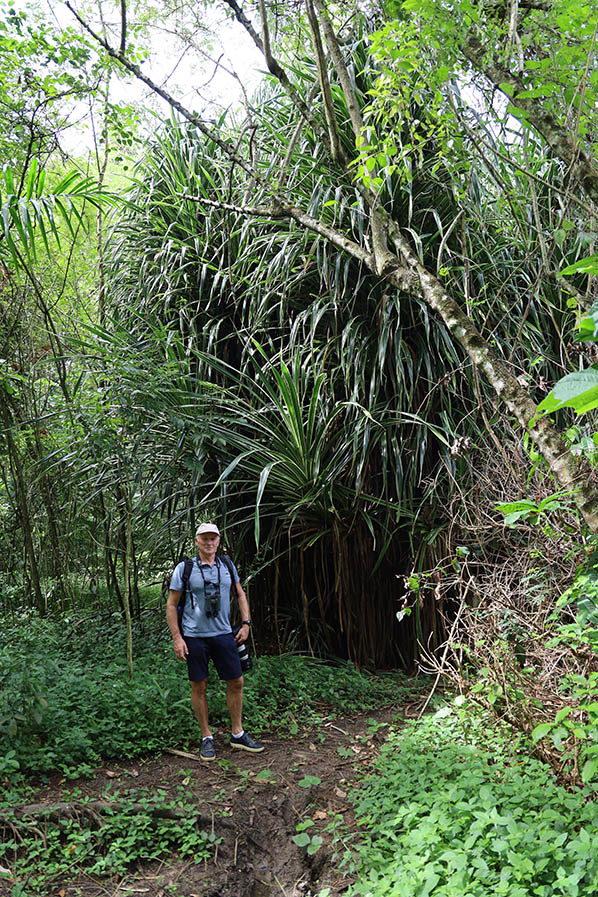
[190,678,211,738]
[226,675,244,735]
[211,636,262,752]
[226,674,264,753]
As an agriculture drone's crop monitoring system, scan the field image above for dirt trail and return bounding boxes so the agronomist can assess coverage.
[4,702,421,897]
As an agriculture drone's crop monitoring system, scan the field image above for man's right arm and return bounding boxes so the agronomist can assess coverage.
[166,589,188,660]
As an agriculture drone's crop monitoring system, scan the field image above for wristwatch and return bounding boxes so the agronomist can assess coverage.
[242,620,251,627]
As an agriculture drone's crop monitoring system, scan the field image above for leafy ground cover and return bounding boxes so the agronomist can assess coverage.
[0,610,411,778]
[338,701,598,897]
[7,610,598,897]
[4,665,598,897]
[1,784,216,894]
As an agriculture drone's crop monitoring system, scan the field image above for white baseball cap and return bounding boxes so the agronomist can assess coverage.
[195,523,220,536]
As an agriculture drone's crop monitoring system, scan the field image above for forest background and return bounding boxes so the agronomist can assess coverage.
[3,0,598,891]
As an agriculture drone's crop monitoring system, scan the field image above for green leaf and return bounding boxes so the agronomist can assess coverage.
[577,301,598,341]
[307,836,323,855]
[255,461,276,547]
[496,500,537,514]
[555,707,573,724]
[561,255,598,276]
[292,832,311,847]
[582,759,598,783]
[496,499,538,525]
[535,366,598,417]
[515,87,555,99]
[24,156,37,200]
[4,165,15,195]
[531,722,554,743]
[298,775,321,787]
[507,104,530,120]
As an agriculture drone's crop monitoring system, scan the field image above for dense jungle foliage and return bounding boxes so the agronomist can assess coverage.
[2,0,598,744]
[2,0,597,664]
[2,0,598,891]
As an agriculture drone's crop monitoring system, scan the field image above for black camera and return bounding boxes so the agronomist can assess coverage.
[204,586,220,618]
[205,595,220,618]
[232,626,252,672]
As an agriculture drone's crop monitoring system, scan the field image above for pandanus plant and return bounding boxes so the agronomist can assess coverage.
[103,29,584,664]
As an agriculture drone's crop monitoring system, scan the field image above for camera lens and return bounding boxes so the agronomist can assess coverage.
[237,641,251,672]
[232,626,252,672]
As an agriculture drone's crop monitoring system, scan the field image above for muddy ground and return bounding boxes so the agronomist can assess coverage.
[2,698,425,897]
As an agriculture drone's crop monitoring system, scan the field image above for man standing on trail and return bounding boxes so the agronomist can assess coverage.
[166,522,264,760]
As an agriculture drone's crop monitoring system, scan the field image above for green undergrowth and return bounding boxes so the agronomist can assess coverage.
[334,700,598,897]
[0,610,415,778]
[0,783,215,897]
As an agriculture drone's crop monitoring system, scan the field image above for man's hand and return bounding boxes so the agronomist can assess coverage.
[173,635,189,661]
[234,623,249,644]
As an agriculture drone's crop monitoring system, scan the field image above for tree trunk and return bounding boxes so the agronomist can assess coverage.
[121,487,135,679]
[0,392,44,612]
[98,492,124,610]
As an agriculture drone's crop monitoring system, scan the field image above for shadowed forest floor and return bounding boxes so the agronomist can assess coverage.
[1,699,426,897]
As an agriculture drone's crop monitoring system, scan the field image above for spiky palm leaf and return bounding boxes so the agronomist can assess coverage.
[0,160,110,272]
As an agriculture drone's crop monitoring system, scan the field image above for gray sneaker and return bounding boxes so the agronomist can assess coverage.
[200,736,215,761]
[230,731,264,753]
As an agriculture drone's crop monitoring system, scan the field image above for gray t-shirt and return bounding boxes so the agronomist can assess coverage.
[170,555,240,637]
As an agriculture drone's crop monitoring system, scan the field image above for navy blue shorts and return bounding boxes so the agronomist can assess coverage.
[184,633,242,682]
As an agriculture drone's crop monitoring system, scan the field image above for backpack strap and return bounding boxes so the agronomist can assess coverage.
[176,556,194,634]
[219,554,236,600]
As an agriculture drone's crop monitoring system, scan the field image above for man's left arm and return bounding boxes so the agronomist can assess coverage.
[234,580,251,644]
